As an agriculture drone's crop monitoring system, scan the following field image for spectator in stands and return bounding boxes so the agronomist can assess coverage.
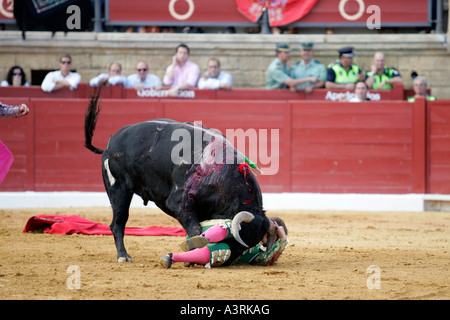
[198,58,232,90]
[163,43,200,97]
[289,42,326,93]
[89,62,128,87]
[266,42,320,91]
[1,66,30,87]
[339,81,371,102]
[407,76,436,102]
[365,52,402,89]
[126,61,162,91]
[326,47,364,90]
[41,54,81,92]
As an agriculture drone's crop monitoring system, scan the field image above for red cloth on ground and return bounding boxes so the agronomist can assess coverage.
[23,215,186,236]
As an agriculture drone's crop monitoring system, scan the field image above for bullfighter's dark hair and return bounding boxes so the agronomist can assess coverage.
[269,217,288,235]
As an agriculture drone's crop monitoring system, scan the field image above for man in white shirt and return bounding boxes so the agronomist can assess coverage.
[90,62,128,87]
[126,61,162,91]
[198,58,232,90]
[41,54,81,92]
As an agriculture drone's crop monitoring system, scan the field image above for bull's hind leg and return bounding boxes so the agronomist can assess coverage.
[108,187,134,262]
[102,156,134,262]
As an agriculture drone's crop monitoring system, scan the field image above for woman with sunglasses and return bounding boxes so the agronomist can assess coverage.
[1,66,30,87]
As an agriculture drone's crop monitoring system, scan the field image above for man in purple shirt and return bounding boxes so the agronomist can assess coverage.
[163,43,200,97]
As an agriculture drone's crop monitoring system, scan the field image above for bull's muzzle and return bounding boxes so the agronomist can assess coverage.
[231,211,276,251]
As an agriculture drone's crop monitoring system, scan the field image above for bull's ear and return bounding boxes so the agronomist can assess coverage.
[231,211,254,248]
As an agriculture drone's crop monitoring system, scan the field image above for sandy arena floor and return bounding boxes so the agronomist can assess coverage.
[0,207,448,300]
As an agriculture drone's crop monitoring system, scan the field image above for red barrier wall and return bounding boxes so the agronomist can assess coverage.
[427,101,450,194]
[2,96,448,194]
[0,83,406,101]
[0,84,90,99]
[291,100,424,193]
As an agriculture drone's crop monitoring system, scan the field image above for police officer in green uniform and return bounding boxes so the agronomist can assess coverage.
[326,47,364,90]
[407,76,436,102]
[289,42,326,93]
[266,43,319,90]
[365,52,402,89]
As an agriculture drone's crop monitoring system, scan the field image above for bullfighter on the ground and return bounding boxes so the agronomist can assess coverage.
[160,213,289,268]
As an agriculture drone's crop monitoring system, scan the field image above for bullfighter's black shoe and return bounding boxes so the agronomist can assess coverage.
[179,236,209,252]
[160,253,173,269]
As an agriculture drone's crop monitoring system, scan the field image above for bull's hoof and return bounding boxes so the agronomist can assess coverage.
[180,236,209,252]
[117,256,133,263]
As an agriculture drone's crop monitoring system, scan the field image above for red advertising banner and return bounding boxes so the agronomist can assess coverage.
[296,0,430,26]
[107,0,430,27]
[0,0,14,21]
[107,0,251,25]
[236,0,319,27]
[1,0,432,26]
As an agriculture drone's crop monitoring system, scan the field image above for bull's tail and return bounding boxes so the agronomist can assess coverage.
[84,84,105,155]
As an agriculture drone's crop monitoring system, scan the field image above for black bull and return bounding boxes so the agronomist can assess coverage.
[84,88,274,263]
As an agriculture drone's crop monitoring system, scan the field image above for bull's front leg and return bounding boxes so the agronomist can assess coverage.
[165,197,202,237]
[178,212,202,238]
[165,178,202,237]
[110,209,133,262]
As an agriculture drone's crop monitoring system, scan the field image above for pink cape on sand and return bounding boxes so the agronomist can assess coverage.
[23,214,186,236]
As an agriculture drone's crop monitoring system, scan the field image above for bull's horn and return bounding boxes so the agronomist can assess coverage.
[231,211,254,248]
[266,220,277,251]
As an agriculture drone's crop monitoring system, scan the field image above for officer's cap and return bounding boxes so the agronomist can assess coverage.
[276,43,291,52]
[338,47,356,57]
[301,42,314,50]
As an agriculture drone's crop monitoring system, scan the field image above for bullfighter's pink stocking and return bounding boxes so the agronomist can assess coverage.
[171,246,210,264]
[201,224,228,243]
